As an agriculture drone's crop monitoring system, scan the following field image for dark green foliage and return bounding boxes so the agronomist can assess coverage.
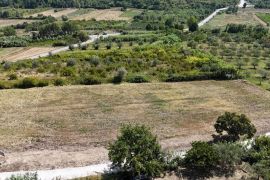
[15,77,49,89]
[77,31,89,42]
[112,67,127,84]
[187,16,198,32]
[0,36,29,47]
[109,125,165,178]
[3,26,16,36]
[214,112,257,141]
[54,78,65,86]
[244,136,270,179]
[127,74,149,83]
[213,142,243,175]
[183,141,219,174]
[79,75,102,85]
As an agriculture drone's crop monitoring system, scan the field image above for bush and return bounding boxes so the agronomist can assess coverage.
[54,78,65,86]
[127,74,149,83]
[109,125,165,178]
[79,75,102,85]
[53,41,67,47]
[61,67,76,77]
[183,141,219,175]
[66,59,76,67]
[15,77,37,89]
[8,73,18,80]
[112,67,127,84]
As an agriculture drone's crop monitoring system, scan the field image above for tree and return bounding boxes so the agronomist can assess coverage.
[183,141,219,175]
[77,31,89,42]
[187,16,198,32]
[112,67,127,84]
[3,26,16,36]
[243,3,247,8]
[109,125,165,178]
[251,59,259,69]
[213,142,243,175]
[214,112,256,141]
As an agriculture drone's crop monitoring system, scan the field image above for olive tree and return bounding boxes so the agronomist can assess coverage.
[214,112,256,141]
[108,125,165,178]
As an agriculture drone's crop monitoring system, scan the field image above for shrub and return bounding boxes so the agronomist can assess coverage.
[61,67,76,77]
[127,74,149,83]
[8,73,18,80]
[112,67,127,84]
[36,79,49,87]
[109,125,165,178]
[7,172,38,180]
[54,78,65,86]
[77,31,89,42]
[66,59,76,67]
[79,75,102,85]
[53,41,67,47]
[88,56,100,67]
[69,44,75,51]
[15,77,37,89]
[183,141,219,174]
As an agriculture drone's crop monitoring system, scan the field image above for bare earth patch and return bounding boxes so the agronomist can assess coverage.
[0,47,58,61]
[71,8,129,21]
[0,80,270,171]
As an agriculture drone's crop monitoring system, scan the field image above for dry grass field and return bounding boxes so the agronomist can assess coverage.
[0,47,58,61]
[0,80,270,171]
[29,8,78,19]
[71,8,130,21]
[203,8,264,29]
[0,19,36,28]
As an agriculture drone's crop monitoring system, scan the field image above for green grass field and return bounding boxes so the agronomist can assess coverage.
[256,12,270,24]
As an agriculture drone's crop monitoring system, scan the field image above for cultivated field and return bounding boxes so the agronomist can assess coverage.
[0,80,270,171]
[0,47,58,61]
[71,8,131,21]
[0,19,36,28]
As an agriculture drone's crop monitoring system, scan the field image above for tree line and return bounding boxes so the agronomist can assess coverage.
[0,0,238,10]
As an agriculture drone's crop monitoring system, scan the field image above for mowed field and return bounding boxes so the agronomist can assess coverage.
[0,80,270,171]
[0,47,58,61]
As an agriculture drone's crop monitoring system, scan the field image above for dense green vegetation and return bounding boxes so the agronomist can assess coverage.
[249,0,270,8]
[0,0,238,10]
[256,13,270,25]
[0,42,237,89]
[106,112,269,179]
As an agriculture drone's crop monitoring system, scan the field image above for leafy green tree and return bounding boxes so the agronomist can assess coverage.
[245,136,270,179]
[187,16,198,32]
[214,112,256,141]
[109,125,165,178]
[77,31,89,42]
[183,141,219,174]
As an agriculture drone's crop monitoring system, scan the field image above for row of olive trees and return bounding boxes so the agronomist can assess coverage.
[108,112,269,179]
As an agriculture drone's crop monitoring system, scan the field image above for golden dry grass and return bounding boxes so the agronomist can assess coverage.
[71,8,129,21]
[0,80,270,171]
